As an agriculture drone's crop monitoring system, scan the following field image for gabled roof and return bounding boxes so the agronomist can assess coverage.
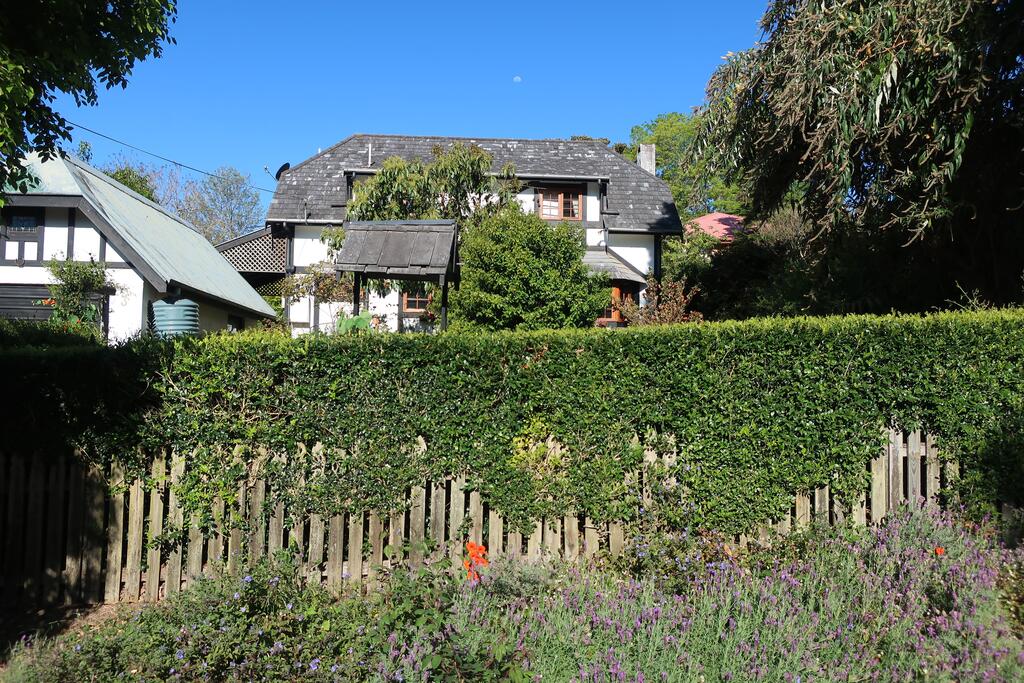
[267,135,682,234]
[8,154,276,319]
[335,220,458,282]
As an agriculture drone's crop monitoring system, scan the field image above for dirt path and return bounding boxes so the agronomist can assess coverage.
[0,603,118,668]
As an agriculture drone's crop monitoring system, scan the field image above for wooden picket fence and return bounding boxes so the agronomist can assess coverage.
[0,428,990,607]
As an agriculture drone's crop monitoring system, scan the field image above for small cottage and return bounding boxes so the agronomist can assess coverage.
[0,154,276,338]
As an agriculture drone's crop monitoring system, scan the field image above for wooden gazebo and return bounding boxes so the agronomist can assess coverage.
[334,220,460,330]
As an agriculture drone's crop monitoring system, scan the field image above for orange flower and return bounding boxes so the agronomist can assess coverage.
[934,546,945,556]
[464,541,488,581]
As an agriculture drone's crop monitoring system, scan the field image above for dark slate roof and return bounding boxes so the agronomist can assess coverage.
[335,220,458,281]
[216,227,287,273]
[267,135,682,234]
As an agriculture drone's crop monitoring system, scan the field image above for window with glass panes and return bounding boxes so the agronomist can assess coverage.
[537,187,582,220]
[403,285,430,312]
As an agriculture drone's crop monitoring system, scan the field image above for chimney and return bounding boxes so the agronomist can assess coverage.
[637,143,656,174]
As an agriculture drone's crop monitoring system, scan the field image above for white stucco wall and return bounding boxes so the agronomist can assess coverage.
[2,205,257,339]
[585,228,605,247]
[289,289,400,336]
[0,261,145,340]
[72,218,102,261]
[585,182,601,223]
[106,269,146,341]
[516,188,535,213]
[517,184,601,222]
[607,233,655,278]
[292,226,331,268]
[42,207,68,260]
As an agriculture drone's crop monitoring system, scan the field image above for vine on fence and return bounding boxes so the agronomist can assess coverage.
[1,310,1023,535]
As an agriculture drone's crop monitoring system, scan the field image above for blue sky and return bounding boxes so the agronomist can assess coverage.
[58,0,767,205]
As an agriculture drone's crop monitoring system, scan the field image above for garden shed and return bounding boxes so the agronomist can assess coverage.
[334,220,460,330]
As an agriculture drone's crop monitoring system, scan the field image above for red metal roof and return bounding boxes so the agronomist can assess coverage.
[687,212,745,241]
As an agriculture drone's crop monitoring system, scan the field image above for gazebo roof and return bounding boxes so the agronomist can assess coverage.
[335,220,459,282]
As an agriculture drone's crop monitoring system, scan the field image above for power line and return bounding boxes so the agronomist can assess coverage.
[66,119,282,195]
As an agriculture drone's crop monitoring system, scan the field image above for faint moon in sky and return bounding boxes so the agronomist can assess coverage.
[512,75,523,83]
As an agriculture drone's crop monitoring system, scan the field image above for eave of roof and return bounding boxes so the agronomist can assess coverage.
[7,154,276,319]
[336,220,459,281]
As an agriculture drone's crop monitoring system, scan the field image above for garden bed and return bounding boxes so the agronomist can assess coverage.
[3,506,1022,682]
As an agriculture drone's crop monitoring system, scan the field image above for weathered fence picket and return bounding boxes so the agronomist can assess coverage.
[0,428,1011,607]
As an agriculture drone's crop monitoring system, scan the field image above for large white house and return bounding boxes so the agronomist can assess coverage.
[219,135,683,333]
[0,154,276,338]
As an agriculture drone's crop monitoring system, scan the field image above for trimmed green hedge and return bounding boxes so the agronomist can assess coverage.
[2,310,1022,533]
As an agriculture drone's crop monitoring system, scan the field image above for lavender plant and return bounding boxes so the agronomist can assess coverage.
[4,507,1021,682]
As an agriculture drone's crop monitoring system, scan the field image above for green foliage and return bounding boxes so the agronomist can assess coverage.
[660,230,719,285]
[336,310,373,335]
[348,143,520,222]
[3,560,375,681]
[4,509,1024,681]
[41,258,114,333]
[629,111,749,218]
[616,276,702,326]
[0,318,101,347]
[3,310,1024,537]
[105,162,159,202]
[693,0,1024,307]
[448,206,609,331]
[3,557,527,682]
[686,207,1021,319]
[175,167,263,244]
[0,1,177,197]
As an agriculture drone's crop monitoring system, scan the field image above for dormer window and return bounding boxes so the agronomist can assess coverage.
[537,186,582,221]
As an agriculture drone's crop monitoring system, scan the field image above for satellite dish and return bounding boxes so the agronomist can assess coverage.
[274,162,290,181]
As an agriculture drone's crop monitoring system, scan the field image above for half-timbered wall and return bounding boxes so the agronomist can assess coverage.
[0,206,146,340]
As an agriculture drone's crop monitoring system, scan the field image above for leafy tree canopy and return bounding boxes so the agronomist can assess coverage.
[629,112,749,219]
[347,144,608,331]
[106,162,159,203]
[347,143,519,221]
[690,0,1024,311]
[175,167,263,244]
[694,0,1023,238]
[0,1,177,195]
[449,206,608,331]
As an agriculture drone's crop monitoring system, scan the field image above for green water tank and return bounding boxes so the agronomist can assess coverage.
[152,298,200,336]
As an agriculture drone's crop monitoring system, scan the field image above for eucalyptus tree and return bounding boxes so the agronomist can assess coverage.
[694,0,1024,307]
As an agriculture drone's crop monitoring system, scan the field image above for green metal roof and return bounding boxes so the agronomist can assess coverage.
[12,154,276,319]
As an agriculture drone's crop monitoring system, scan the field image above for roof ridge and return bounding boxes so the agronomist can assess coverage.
[62,154,203,233]
[350,133,610,144]
[280,133,361,176]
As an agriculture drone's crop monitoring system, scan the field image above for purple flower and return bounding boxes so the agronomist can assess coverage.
[175,649,184,660]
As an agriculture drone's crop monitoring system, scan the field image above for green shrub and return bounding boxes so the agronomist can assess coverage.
[2,557,526,682]
[2,310,1023,534]
[0,318,103,348]
[5,508,1021,682]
